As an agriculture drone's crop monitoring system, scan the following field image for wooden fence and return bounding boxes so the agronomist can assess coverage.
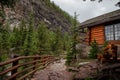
[0,55,54,80]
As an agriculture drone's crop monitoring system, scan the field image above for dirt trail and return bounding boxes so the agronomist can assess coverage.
[32,59,73,80]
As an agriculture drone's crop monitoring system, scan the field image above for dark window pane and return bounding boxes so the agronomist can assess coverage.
[115,23,120,40]
[105,25,114,41]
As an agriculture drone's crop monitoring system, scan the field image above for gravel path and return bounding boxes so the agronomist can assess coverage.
[31,59,73,80]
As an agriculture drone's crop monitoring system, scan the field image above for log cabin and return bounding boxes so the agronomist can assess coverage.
[79,9,120,46]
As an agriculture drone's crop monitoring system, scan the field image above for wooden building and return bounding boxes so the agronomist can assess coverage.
[79,9,120,45]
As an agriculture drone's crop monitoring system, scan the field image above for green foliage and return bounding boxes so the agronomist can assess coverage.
[45,0,74,25]
[0,14,72,64]
[98,41,109,54]
[66,12,79,65]
[23,15,37,56]
[0,23,11,54]
[89,39,99,59]
[51,28,63,55]
[103,41,109,48]
[0,2,73,78]
[63,33,71,51]
[0,23,10,79]
[66,50,73,65]
[37,22,51,54]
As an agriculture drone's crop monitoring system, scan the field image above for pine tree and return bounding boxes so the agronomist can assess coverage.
[66,12,79,65]
[89,39,99,59]
[46,30,56,54]
[2,23,10,54]
[23,15,37,56]
[63,33,71,51]
[37,22,51,54]
[51,28,63,55]
[0,23,10,80]
[10,26,21,54]
[18,20,28,54]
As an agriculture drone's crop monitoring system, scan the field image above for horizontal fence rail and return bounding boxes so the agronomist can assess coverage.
[0,55,54,80]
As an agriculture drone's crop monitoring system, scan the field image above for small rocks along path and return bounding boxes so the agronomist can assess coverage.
[31,59,73,80]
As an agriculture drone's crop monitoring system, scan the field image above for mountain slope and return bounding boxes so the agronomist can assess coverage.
[4,0,73,32]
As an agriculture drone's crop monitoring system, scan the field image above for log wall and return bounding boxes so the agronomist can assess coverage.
[90,25,105,45]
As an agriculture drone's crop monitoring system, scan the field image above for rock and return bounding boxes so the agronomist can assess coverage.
[76,43,90,58]
[78,62,90,66]
[48,72,65,80]
[67,67,79,72]
[74,61,102,79]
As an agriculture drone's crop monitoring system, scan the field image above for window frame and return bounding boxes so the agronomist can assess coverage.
[105,23,120,41]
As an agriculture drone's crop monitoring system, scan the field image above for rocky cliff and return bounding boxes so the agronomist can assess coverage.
[3,0,73,32]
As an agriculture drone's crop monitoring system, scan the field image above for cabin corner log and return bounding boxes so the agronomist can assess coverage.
[0,55,54,80]
[97,44,118,63]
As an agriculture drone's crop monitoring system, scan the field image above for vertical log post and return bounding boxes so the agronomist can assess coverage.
[33,55,39,70]
[11,54,19,80]
[112,45,118,61]
[43,56,46,66]
[33,57,37,70]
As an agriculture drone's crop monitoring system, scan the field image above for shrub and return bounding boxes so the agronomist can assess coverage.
[89,39,99,59]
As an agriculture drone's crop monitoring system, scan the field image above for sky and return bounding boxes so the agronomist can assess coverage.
[50,0,120,22]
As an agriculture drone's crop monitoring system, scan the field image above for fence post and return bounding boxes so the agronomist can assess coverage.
[33,57,37,70]
[33,55,39,70]
[11,54,19,80]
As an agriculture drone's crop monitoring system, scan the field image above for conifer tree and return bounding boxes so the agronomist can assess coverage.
[37,22,51,54]
[2,24,10,54]
[18,20,27,53]
[63,33,71,51]
[66,12,79,65]
[89,39,99,59]
[23,15,37,56]
[10,26,21,54]
[51,28,63,55]
[46,30,56,54]
[0,23,10,79]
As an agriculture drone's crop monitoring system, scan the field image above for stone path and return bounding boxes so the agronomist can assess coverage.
[31,59,73,80]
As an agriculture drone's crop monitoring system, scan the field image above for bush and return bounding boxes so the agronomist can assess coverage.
[89,39,99,59]
[66,50,74,66]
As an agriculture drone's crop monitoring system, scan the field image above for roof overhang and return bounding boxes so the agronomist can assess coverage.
[79,9,120,29]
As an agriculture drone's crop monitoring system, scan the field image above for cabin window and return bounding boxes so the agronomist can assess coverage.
[79,28,88,33]
[115,23,120,40]
[105,25,114,40]
[105,23,120,41]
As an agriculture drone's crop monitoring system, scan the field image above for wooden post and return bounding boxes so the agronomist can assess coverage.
[112,45,118,61]
[42,56,47,67]
[33,55,39,70]
[33,57,37,70]
[11,54,19,80]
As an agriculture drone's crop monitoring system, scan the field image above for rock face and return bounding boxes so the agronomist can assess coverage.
[3,0,72,32]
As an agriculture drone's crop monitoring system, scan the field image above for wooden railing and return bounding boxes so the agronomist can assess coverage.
[0,55,54,80]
